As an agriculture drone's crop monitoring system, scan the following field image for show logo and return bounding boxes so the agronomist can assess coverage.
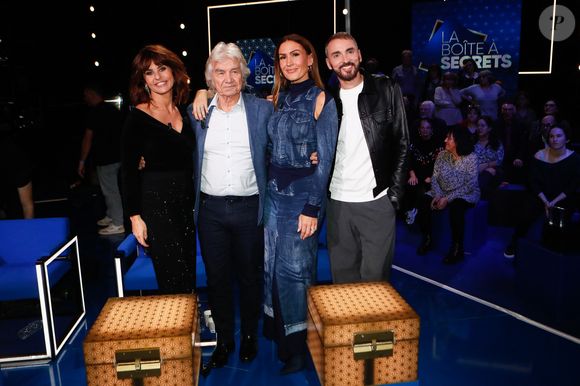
[237,38,277,96]
[430,21,512,71]
[412,0,522,95]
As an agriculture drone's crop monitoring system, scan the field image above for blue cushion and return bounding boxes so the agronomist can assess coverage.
[0,260,71,301]
[0,218,69,264]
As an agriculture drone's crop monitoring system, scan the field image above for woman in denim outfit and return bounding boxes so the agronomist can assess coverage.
[263,34,338,374]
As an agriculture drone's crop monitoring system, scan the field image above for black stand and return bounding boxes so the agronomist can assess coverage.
[363,358,374,386]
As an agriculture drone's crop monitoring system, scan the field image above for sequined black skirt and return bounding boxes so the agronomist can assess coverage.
[141,170,196,293]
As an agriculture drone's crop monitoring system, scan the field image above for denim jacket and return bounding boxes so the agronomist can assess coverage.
[268,83,338,214]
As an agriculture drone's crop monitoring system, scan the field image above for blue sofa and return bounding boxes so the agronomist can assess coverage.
[0,218,71,301]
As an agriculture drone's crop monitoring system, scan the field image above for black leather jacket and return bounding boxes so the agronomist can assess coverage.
[330,74,409,209]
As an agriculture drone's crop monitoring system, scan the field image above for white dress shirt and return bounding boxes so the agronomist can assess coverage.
[201,95,258,196]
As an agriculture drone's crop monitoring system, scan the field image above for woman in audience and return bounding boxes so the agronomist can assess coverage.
[504,126,580,258]
[474,116,504,199]
[460,70,505,120]
[434,71,463,127]
[460,104,480,144]
[421,63,442,103]
[416,126,480,264]
[404,119,444,225]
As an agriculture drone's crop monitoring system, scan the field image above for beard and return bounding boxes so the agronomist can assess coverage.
[334,61,360,81]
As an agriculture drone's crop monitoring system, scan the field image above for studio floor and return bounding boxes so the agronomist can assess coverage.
[1,188,579,386]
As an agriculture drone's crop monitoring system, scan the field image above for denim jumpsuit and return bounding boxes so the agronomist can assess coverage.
[264,80,338,336]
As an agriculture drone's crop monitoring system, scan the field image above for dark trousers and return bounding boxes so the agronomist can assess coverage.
[418,194,474,246]
[197,193,264,345]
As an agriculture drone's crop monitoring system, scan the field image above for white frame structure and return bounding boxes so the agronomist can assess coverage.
[0,237,85,364]
[206,0,338,55]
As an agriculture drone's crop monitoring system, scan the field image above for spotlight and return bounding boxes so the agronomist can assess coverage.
[180,23,186,30]
[91,33,96,39]
[182,50,188,57]
[89,5,95,12]
[342,8,348,15]
[94,61,100,67]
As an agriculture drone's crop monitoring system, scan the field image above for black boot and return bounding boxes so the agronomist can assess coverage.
[443,242,464,264]
[417,234,432,255]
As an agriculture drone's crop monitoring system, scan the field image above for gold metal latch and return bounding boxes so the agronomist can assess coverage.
[115,348,161,379]
[352,331,395,360]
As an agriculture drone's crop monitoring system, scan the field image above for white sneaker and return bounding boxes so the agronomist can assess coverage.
[405,208,418,225]
[97,216,113,226]
[98,224,125,236]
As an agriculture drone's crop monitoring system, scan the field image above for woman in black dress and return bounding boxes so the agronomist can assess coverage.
[121,45,196,293]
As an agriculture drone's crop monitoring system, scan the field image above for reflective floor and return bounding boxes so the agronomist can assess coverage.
[1,191,579,386]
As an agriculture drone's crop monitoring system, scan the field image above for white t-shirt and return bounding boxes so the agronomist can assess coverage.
[330,81,386,202]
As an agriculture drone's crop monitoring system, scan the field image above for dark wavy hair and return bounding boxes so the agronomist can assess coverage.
[449,125,474,156]
[272,34,324,109]
[478,115,501,151]
[128,44,190,106]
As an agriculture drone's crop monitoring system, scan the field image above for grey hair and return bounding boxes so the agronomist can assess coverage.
[420,100,435,112]
[205,42,250,91]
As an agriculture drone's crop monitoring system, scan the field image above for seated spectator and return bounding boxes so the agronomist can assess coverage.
[434,72,463,127]
[363,57,384,76]
[457,58,479,89]
[534,99,574,142]
[460,70,505,120]
[515,90,537,132]
[410,100,447,143]
[416,126,480,264]
[421,63,442,103]
[542,99,571,131]
[495,102,529,185]
[529,114,556,154]
[474,116,504,199]
[404,118,444,225]
[504,126,580,258]
[460,104,481,144]
[392,49,420,109]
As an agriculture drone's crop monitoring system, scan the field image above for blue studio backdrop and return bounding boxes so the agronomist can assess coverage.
[412,0,522,97]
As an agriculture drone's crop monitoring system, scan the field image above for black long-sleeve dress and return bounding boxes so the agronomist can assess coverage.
[121,107,196,293]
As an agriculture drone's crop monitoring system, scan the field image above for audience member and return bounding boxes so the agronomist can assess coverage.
[504,126,580,258]
[416,126,480,264]
[121,44,196,294]
[411,100,447,143]
[515,90,537,132]
[363,57,384,76]
[324,32,409,285]
[541,99,573,140]
[404,118,444,225]
[188,42,271,369]
[264,34,338,374]
[460,104,481,144]
[0,132,34,219]
[528,114,556,154]
[474,116,504,199]
[391,49,420,109]
[457,58,480,117]
[460,70,505,120]
[434,72,463,126]
[495,102,528,185]
[421,63,442,103]
[457,58,479,89]
[78,83,125,235]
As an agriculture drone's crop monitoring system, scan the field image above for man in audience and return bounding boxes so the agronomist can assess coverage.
[495,102,528,186]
